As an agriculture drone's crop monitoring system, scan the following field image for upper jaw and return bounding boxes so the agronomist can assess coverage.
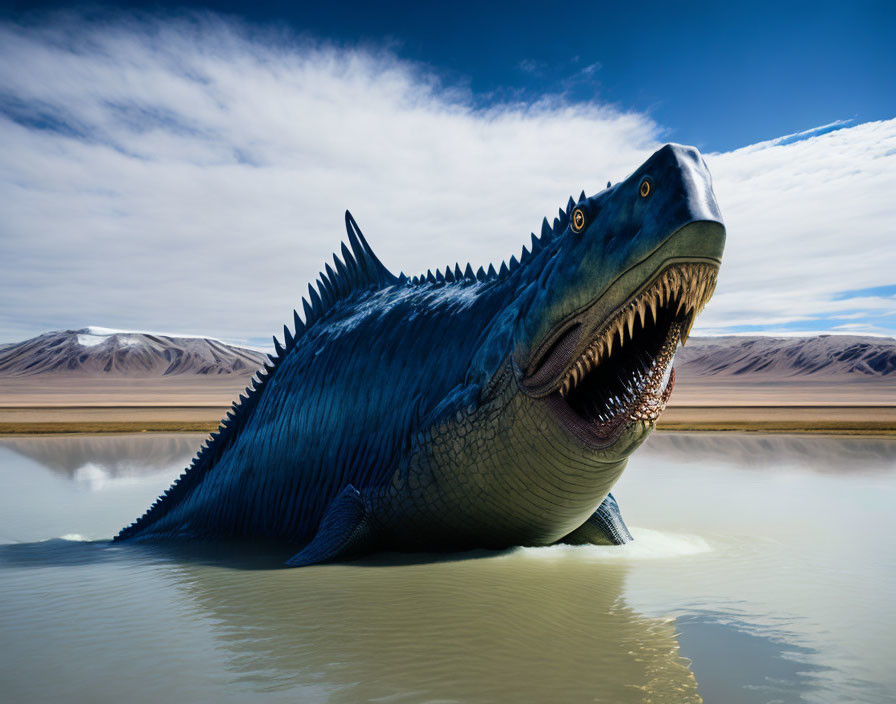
[554,261,718,397]
[519,259,720,399]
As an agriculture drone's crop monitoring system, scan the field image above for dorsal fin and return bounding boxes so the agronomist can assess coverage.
[116,209,400,542]
[344,211,397,288]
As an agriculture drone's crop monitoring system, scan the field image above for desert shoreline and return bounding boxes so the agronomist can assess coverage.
[1,404,894,436]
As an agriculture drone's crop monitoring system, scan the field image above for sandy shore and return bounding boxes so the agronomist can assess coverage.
[1,404,894,436]
[1,376,894,435]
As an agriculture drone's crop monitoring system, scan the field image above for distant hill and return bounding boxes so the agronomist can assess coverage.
[0,327,267,378]
[1,328,894,382]
[674,335,896,379]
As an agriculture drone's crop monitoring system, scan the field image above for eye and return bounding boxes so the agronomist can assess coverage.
[571,207,587,233]
[639,178,651,198]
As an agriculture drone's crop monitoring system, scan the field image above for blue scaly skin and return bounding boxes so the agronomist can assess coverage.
[115,144,725,566]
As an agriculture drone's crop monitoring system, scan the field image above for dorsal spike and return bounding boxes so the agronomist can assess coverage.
[499,261,509,277]
[566,196,575,214]
[333,253,351,293]
[411,275,420,285]
[339,243,359,286]
[302,297,314,323]
[435,269,445,283]
[308,284,322,315]
[476,266,486,281]
[464,263,475,280]
[273,335,285,357]
[283,324,293,349]
[509,254,519,271]
[541,218,552,240]
[520,245,531,264]
[426,269,436,283]
[531,233,543,253]
[293,309,304,335]
[455,263,464,279]
[579,190,586,203]
[445,266,455,282]
[552,217,561,233]
[317,278,333,307]
[487,263,497,279]
[324,263,342,297]
[607,181,612,188]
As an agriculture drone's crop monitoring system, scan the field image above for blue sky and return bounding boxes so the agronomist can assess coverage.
[7,0,894,153]
[0,4,894,345]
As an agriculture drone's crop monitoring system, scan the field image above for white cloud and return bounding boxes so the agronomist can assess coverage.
[701,120,896,333]
[0,13,894,344]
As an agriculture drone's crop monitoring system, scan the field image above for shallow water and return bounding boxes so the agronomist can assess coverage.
[1,432,894,703]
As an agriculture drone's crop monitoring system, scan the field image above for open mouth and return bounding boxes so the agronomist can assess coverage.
[539,262,718,446]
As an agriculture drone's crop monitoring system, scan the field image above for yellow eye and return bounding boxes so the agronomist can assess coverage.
[639,179,651,197]
[571,207,586,233]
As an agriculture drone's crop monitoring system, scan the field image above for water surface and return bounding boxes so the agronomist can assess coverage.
[1,433,894,702]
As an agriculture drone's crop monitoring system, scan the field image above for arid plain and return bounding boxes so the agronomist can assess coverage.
[0,329,893,435]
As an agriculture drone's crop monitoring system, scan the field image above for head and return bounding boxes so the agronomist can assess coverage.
[510,144,725,459]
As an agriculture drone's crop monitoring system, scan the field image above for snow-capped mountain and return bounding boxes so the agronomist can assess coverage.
[0,327,267,377]
[674,334,896,379]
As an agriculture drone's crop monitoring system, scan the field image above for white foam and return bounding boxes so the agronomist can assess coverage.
[59,533,86,541]
[516,527,712,561]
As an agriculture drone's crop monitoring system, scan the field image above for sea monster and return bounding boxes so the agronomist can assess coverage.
[116,143,725,566]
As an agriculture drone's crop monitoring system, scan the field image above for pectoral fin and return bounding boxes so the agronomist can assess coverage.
[285,485,373,567]
[559,492,633,546]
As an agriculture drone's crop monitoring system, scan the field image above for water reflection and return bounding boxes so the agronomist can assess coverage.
[0,434,201,480]
[0,538,702,702]
[1,432,894,702]
[675,613,828,704]
[643,432,896,473]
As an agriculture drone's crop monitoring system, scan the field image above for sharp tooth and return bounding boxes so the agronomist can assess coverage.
[606,328,614,356]
[638,299,647,327]
[681,315,696,346]
[649,294,658,322]
[626,308,635,339]
[695,279,707,310]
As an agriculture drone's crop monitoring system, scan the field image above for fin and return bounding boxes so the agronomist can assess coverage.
[285,485,373,567]
[558,493,633,546]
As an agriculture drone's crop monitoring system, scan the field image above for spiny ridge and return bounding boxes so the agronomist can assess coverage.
[411,192,584,288]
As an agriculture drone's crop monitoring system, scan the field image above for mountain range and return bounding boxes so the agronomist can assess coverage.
[0,327,266,378]
[1,327,894,381]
